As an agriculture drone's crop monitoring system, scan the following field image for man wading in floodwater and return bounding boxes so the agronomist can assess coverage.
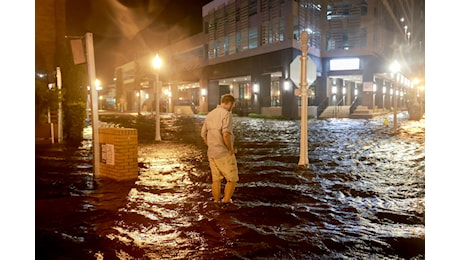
[201,94,240,211]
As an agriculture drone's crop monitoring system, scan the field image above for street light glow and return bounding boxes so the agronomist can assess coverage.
[283,81,290,91]
[95,79,103,90]
[253,83,259,94]
[152,53,162,141]
[390,60,401,73]
[152,54,162,69]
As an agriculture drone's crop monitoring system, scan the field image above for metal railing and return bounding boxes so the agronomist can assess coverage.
[333,97,345,118]
[349,96,361,115]
[316,97,329,118]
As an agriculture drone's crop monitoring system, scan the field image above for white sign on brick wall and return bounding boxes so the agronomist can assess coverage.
[101,143,115,165]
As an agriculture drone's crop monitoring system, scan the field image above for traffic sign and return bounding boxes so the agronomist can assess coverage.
[289,55,317,88]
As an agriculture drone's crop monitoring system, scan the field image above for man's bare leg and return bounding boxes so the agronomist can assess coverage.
[212,181,221,202]
[222,181,236,203]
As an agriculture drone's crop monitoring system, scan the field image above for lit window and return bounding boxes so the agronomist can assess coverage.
[271,80,281,106]
[249,27,258,49]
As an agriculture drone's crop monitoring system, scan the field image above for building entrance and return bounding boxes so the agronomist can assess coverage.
[327,75,362,106]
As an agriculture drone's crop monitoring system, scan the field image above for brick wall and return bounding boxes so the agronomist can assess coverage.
[99,128,138,180]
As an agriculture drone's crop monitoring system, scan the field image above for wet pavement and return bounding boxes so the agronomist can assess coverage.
[36,112,424,259]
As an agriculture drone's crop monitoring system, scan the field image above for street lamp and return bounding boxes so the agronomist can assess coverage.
[95,79,102,109]
[390,60,401,133]
[95,79,102,90]
[298,31,309,166]
[152,54,162,141]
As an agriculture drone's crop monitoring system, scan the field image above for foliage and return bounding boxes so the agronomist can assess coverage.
[35,37,88,142]
[58,40,88,142]
[35,77,59,124]
[63,103,87,142]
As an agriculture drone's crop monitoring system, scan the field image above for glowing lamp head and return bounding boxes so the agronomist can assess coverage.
[390,60,401,73]
[152,54,162,69]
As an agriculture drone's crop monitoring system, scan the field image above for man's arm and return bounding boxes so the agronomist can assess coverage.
[201,123,208,145]
[202,136,208,145]
[223,132,234,154]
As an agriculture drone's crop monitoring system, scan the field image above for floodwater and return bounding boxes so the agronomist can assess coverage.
[36,112,424,259]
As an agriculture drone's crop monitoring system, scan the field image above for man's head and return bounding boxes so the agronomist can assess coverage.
[221,94,236,111]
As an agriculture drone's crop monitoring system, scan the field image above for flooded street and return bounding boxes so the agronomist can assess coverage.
[36,113,424,259]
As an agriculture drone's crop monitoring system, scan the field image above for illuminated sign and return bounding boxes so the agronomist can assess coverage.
[330,58,360,71]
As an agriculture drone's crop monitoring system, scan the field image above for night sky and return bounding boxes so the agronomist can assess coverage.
[66,0,212,85]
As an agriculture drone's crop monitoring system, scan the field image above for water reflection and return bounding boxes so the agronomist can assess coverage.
[36,112,424,259]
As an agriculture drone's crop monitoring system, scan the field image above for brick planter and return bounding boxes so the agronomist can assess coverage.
[98,128,138,180]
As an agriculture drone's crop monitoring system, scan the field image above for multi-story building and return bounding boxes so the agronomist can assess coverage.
[113,0,424,118]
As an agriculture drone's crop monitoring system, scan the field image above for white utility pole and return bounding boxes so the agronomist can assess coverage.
[85,32,100,176]
[390,60,401,134]
[56,67,63,143]
[48,107,54,144]
[155,76,162,141]
[152,54,162,141]
[298,31,309,166]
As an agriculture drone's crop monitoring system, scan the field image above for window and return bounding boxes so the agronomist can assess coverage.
[236,31,241,52]
[262,19,284,45]
[239,83,252,100]
[228,33,236,55]
[217,38,225,57]
[270,79,281,106]
[327,1,350,19]
[249,26,258,49]
[207,41,217,59]
[224,36,229,55]
[295,0,321,49]
[237,28,249,51]
[249,0,258,16]
[204,21,209,34]
[361,0,368,15]
[360,28,367,48]
[343,31,349,49]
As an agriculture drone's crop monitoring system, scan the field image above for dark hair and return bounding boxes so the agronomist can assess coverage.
[221,94,235,104]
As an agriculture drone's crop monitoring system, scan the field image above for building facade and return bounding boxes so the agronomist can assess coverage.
[113,0,424,118]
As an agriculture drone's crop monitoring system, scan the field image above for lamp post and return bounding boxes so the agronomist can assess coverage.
[298,31,309,166]
[85,32,100,176]
[56,67,63,143]
[95,79,103,109]
[390,60,401,133]
[152,54,162,141]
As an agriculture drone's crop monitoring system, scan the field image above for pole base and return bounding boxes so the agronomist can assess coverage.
[298,158,309,166]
